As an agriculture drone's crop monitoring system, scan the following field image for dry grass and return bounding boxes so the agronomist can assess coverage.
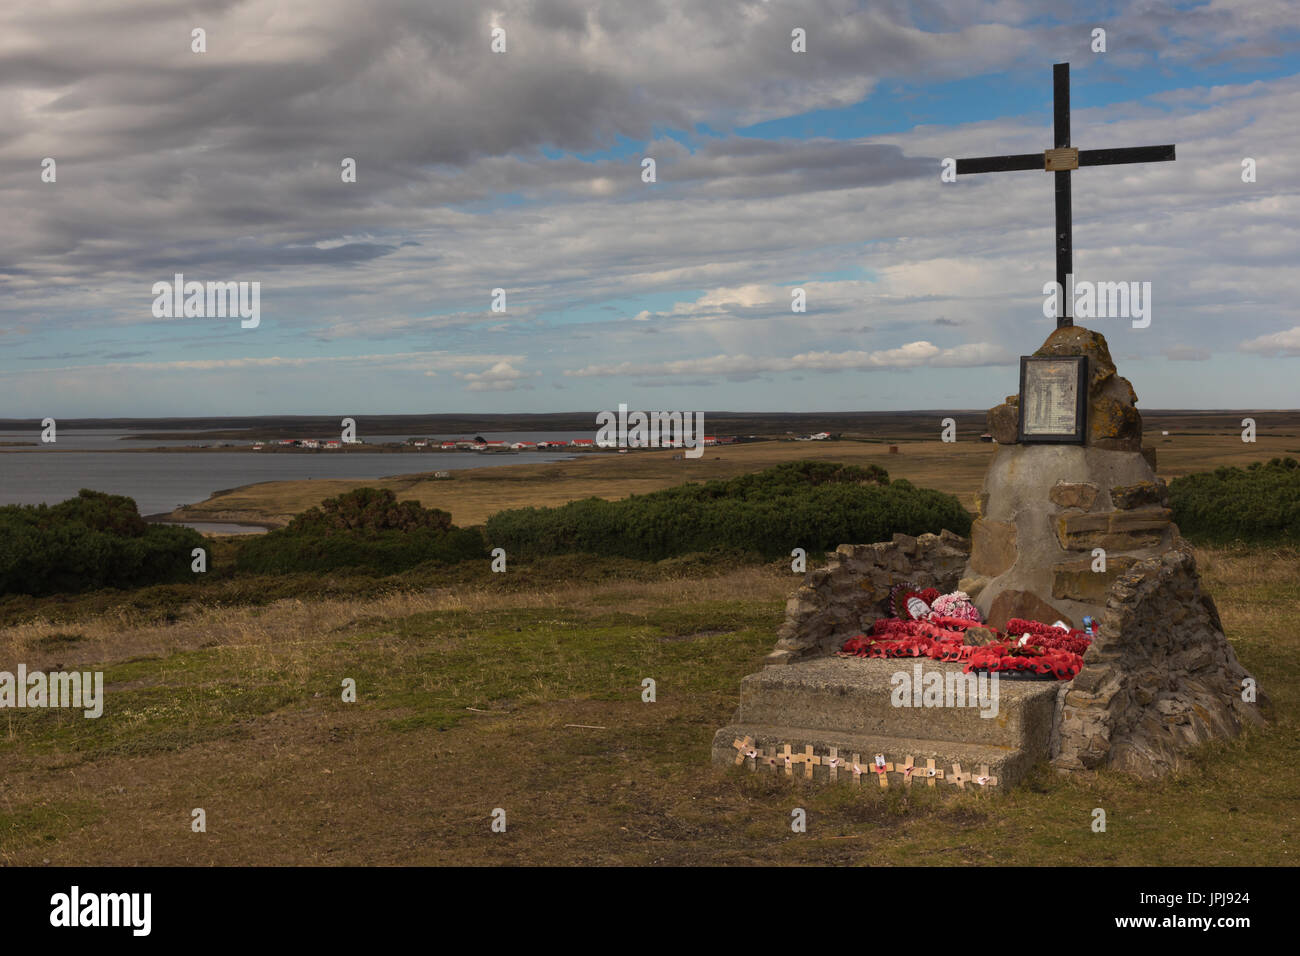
[4,437,1297,865]
[0,545,1294,866]
[0,564,790,676]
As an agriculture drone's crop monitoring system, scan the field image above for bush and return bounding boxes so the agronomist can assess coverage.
[284,487,454,534]
[484,461,970,561]
[235,488,486,575]
[0,490,205,596]
[1169,457,1300,545]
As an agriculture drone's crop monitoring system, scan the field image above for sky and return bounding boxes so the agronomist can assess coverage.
[1,0,1298,417]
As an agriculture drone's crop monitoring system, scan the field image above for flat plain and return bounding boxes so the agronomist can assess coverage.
[2,414,1296,865]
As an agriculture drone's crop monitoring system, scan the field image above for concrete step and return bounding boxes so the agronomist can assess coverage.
[711,723,1040,790]
[733,656,1059,752]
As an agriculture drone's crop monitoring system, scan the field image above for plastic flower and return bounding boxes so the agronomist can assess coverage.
[928,591,983,623]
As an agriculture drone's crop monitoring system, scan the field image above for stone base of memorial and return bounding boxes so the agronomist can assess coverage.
[712,326,1269,788]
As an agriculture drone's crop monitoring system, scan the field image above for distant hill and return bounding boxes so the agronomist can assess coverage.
[1,410,1296,442]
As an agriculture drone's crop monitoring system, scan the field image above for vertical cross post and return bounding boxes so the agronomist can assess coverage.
[825,747,844,782]
[777,743,795,777]
[1053,63,1073,329]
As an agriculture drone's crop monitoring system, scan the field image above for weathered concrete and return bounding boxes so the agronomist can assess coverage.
[733,657,1055,750]
[972,442,1176,627]
[969,518,1018,577]
[713,658,1058,787]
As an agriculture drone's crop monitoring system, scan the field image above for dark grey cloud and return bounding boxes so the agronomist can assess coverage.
[0,0,1296,415]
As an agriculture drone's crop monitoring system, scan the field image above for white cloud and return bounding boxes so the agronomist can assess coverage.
[564,341,1014,379]
[1240,326,1300,356]
[456,360,537,391]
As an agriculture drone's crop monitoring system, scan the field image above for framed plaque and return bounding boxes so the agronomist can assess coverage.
[1017,355,1087,444]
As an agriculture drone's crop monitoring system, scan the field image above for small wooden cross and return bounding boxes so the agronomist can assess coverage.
[823,747,845,783]
[761,745,780,773]
[777,743,795,777]
[732,735,757,767]
[920,758,945,787]
[792,745,821,780]
[974,764,999,789]
[896,755,918,787]
[871,753,894,789]
[949,763,972,789]
[849,752,868,787]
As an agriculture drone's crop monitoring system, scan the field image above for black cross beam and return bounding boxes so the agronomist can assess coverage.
[955,62,1175,329]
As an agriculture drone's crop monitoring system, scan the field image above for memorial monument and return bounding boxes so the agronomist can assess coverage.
[712,63,1267,789]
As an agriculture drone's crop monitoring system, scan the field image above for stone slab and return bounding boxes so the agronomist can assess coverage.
[732,656,1058,751]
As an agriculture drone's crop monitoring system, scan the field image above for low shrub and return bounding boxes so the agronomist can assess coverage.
[0,490,205,596]
[485,461,970,560]
[1170,457,1300,545]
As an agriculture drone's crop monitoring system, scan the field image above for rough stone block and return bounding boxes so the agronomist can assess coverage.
[1056,510,1167,551]
[988,401,1019,444]
[892,532,919,555]
[1109,479,1168,510]
[1107,507,1173,533]
[969,518,1018,577]
[1059,512,1109,534]
[958,574,990,601]
[962,626,998,646]
[1052,555,1138,603]
[1049,481,1100,510]
[939,529,971,552]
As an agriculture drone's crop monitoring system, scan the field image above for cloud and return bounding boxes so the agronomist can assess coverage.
[1164,345,1211,361]
[456,360,537,391]
[1240,326,1300,356]
[564,341,1014,379]
[2,1,1298,414]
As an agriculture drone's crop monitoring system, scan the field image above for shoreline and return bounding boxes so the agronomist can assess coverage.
[155,429,1300,531]
[145,513,275,533]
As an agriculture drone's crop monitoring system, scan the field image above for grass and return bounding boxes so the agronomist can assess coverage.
[0,546,1295,866]
[2,433,1298,865]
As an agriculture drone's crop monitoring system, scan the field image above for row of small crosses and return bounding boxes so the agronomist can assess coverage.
[732,737,998,789]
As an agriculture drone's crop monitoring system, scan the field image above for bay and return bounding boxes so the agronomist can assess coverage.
[0,446,578,528]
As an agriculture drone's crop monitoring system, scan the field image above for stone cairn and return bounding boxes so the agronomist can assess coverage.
[760,326,1268,780]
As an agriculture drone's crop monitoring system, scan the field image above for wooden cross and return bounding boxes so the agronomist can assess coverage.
[823,747,845,783]
[974,765,999,789]
[850,752,869,787]
[955,62,1175,329]
[949,763,972,790]
[919,758,946,787]
[871,753,893,789]
[792,745,821,780]
[761,745,781,773]
[732,735,758,767]
[777,743,795,777]
[896,755,918,787]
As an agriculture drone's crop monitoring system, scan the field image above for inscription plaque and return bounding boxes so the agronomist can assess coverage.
[1017,355,1087,444]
